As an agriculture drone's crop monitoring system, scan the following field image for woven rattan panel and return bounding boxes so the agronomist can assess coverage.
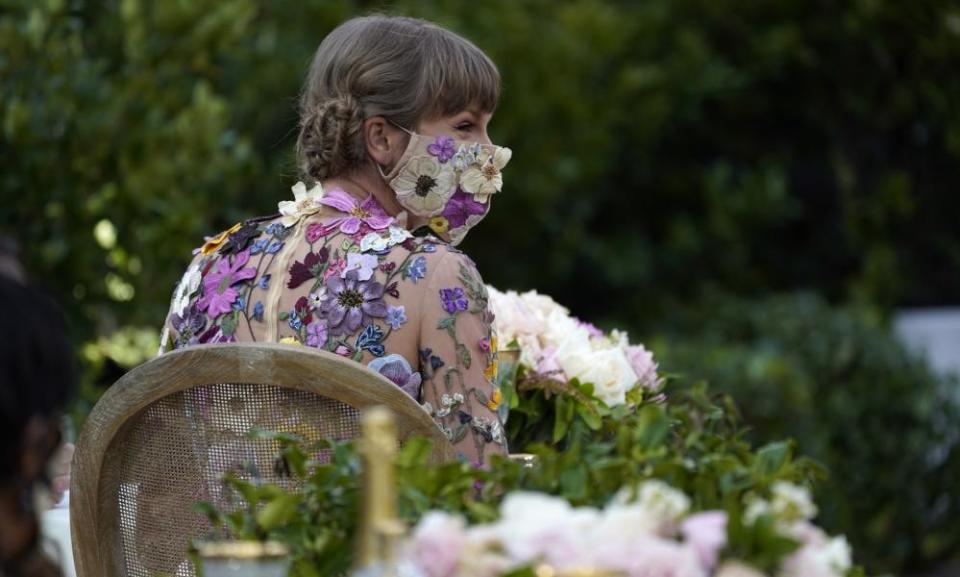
[112,383,360,577]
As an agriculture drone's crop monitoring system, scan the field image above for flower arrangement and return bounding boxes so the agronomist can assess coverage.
[402,480,855,577]
[487,287,661,408]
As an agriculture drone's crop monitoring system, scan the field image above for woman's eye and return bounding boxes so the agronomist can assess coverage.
[455,123,474,132]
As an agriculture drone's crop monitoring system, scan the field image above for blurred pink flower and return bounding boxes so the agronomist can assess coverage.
[408,512,468,577]
[626,344,660,389]
[681,511,728,571]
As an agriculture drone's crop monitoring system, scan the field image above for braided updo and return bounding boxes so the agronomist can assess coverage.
[296,15,501,182]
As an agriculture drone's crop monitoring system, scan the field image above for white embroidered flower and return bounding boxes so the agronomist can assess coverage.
[451,143,483,171]
[360,226,413,252]
[391,155,456,216]
[171,264,202,316]
[460,146,512,201]
[278,181,324,227]
[341,252,380,282]
[308,288,326,310]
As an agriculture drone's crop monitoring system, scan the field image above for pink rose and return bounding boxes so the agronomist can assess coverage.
[626,344,659,389]
[681,511,728,571]
[408,512,468,577]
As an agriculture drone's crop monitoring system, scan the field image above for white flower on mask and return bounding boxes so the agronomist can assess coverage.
[460,146,512,202]
[391,155,456,216]
[278,181,324,227]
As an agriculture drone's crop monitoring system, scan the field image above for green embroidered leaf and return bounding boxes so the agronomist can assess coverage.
[451,424,468,444]
[219,311,239,336]
[456,343,473,369]
[278,311,289,321]
[437,316,456,331]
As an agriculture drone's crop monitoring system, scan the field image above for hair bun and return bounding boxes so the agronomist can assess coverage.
[297,94,366,181]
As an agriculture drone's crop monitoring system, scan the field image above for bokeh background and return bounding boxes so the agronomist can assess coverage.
[3,0,960,574]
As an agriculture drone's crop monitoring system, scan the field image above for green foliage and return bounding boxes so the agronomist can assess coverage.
[197,383,828,575]
[655,292,960,574]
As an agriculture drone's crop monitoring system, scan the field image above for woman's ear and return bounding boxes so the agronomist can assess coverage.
[364,116,407,169]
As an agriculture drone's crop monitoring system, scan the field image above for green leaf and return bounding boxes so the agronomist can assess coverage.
[754,441,791,477]
[256,493,300,531]
[456,343,472,369]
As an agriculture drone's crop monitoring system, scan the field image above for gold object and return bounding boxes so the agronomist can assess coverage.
[354,406,405,576]
[199,541,289,560]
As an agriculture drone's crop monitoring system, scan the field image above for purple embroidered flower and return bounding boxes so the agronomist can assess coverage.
[385,305,407,330]
[427,135,456,163]
[197,250,257,319]
[318,270,388,336]
[171,303,207,346]
[368,354,422,399]
[318,188,393,235]
[305,320,328,348]
[439,287,469,314]
[257,274,271,290]
[266,240,284,254]
[441,189,487,229]
[407,256,427,284]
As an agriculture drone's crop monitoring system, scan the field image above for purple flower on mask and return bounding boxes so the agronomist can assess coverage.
[441,189,488,229]
[196,250,257,319]
[318,270,388,335]
[439,287,469,314]
[319,188,393,235]
[427,136,456,163]
[368,354,422,399]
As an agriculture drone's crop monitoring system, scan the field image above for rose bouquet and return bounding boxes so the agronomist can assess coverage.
[402,480,856,577]
[487,287,663,448]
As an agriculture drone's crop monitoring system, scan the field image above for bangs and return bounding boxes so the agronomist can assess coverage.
[418,28,501,120]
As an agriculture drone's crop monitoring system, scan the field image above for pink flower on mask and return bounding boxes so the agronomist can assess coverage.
[318,188,393,235]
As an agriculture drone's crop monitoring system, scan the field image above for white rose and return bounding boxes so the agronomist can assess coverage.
[557,345,636,407]
[495,492,598,568]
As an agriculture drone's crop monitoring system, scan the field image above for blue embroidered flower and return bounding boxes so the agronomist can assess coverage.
[265,223,285,236]
[250,238,269,255]
[407,256,427,284]
[355,324,386,357]
[257,274,271,290]
[232,295,247,311]
[385,305,407,330]
[288,310,302,330]
[253,301,264,322]
[422,243,437,253]
[266,240,284,254]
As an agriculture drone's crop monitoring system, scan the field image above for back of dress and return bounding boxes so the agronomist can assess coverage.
[160,186,506,463]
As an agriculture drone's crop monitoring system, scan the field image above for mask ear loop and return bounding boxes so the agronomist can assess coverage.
[376,118,415,178]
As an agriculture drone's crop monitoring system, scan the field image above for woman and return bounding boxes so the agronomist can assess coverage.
[161,15,511,463]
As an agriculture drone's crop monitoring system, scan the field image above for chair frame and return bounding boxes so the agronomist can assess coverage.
[70,342,455,577]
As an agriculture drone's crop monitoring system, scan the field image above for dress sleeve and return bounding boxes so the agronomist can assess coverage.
[417,247,508,464]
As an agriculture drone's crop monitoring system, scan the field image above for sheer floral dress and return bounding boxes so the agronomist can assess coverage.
[159,185,507,463]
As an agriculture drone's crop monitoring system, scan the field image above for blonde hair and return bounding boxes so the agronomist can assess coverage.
[297,15,501,181]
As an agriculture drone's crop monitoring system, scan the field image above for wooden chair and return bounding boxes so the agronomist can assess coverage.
[70,343,455,577]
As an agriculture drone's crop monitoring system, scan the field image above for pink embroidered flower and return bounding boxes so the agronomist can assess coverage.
[681,511,728,572]
[318,188,393,235]
[306,221,338,243]
[197,249,257,318]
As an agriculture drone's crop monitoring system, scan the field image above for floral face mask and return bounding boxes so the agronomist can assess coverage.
[379,126,512,246]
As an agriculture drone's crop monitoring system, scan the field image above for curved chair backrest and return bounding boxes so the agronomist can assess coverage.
[70,343,454,577]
